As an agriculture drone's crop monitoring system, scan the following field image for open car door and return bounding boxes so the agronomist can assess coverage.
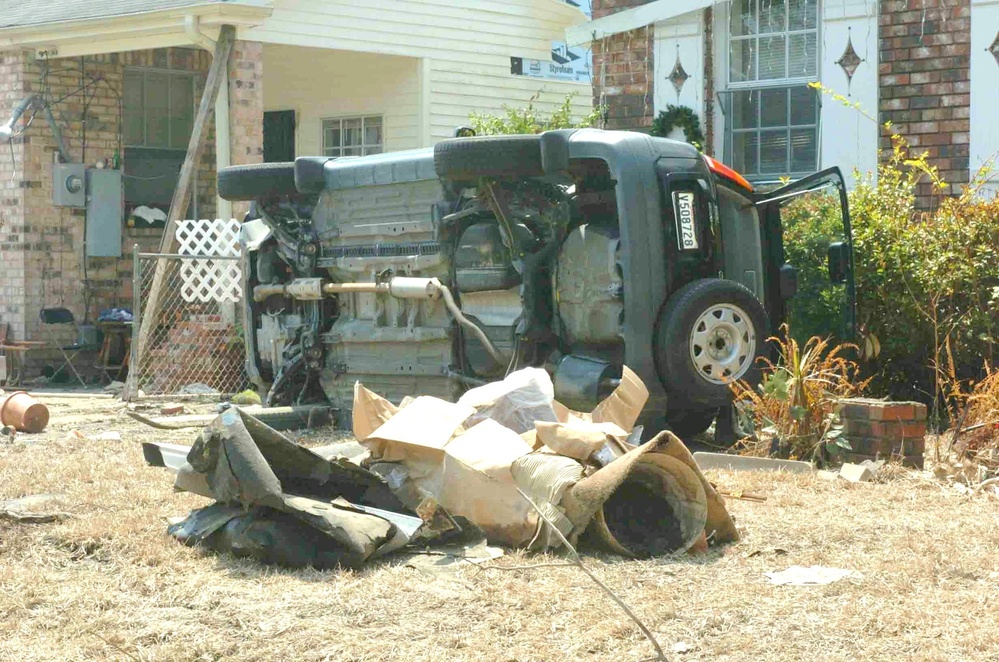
[756,167,857,343]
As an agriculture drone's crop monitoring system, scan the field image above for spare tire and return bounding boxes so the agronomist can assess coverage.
[656,278,768,407]
[434,135,544,180]
[218,162,298,201]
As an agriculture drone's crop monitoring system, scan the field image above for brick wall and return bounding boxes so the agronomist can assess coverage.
[879,0,971,207]
[841,398,928,469]
[0,43,263,378]
[592,1,656,131]
[227,40,265,219]
[0,51,30,340]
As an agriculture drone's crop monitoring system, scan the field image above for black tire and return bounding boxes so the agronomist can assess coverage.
[665,407,717,440]
[656,278,769,407]
[434,135,544,180]
[218,162,298,201]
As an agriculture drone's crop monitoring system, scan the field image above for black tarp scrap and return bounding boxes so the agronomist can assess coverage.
[165,409,415,568]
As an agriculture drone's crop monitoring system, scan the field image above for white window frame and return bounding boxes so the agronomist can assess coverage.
[321,115,384,158]
[723,0,821,181]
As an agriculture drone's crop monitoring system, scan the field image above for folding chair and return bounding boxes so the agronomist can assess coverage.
[39,308,100,387]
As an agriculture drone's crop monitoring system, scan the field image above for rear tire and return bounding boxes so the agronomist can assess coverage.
[665,407,717,440]
[656,278,768,407]
[434,135,544,180]
[218,162,298,201]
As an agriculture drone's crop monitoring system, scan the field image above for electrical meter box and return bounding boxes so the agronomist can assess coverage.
[85,169,123,258]
[52,163,86,208]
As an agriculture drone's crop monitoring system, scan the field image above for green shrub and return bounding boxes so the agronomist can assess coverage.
[781,132,999,416]
[470,92,602,135]
[780,192,851,345]
[851,141,999,410]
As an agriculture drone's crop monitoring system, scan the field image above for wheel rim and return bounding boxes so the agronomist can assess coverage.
[689,303,756,385]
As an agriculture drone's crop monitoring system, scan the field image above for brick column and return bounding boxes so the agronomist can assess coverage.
[879,0,971,208]
[0,50,29,341]
[227,40,264,219]
[592,1,656,131]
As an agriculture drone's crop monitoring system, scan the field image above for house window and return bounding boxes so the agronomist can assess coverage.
[122,69,199,219]
[725,0,819,180]
[322,116,383,157]
[123,69,196,150]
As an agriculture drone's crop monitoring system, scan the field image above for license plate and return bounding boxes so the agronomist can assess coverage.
[672,191,699,251]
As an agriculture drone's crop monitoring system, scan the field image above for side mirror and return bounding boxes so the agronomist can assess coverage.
[779,263,798,299]
[828,241,849,284]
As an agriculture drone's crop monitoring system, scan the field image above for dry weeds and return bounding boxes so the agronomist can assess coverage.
[1,394,998,661]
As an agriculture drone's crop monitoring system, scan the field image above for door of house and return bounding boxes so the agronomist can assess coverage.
[263,110,296,163]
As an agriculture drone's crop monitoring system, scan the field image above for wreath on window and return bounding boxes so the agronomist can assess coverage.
[651,105,705,150]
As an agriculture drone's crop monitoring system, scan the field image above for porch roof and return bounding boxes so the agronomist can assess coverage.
[565,0,714,46]
[0,0,272,57]
[0,1,242,29]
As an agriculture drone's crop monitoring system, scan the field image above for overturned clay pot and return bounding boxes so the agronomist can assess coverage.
[1,391,50,433]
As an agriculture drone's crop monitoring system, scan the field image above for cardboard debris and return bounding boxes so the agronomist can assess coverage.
[355,366,737,554]
[148,365,739,569]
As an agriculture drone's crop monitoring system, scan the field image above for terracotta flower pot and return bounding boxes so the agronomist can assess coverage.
[0,391,49,433]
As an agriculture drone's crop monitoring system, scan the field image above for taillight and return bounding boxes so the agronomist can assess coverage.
[702,154,754,192]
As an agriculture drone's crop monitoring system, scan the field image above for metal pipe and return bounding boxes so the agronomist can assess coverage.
[0,94,73,163]
[252,276,506,365]
[432,279,505,365]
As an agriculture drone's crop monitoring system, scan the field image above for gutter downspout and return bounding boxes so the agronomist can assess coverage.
[185,15,233,223]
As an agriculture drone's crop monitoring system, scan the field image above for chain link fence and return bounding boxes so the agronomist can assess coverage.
[127,247,249,399]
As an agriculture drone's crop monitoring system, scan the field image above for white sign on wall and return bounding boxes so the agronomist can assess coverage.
[511,43,593,83]
[510,0,593,83]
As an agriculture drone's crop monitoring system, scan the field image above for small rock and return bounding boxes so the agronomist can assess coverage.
[103,380,126,394]
[839,463,874,483]
[160,404,185,416]
[817,470,840,481]
[673,642,691,654]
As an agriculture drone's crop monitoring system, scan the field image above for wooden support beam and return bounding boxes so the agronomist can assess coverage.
[129,25,236,399]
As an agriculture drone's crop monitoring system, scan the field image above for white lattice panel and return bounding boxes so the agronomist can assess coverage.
[175,219,243,303]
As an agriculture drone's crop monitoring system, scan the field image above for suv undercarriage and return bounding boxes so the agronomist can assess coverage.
[219,129,855,437]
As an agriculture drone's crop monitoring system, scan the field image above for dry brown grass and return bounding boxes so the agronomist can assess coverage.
[1,394,998,661]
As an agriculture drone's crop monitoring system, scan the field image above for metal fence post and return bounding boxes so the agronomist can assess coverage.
[125,244,141,401]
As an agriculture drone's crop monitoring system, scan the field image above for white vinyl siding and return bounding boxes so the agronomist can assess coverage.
[263,46,421,155]
[246,0,592,146]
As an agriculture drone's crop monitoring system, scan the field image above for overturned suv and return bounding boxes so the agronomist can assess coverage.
[219,129,855,438]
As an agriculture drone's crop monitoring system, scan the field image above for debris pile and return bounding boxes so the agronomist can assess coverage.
[148,367,738,569]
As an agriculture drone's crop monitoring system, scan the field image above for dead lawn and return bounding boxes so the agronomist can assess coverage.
[1,393,998,661]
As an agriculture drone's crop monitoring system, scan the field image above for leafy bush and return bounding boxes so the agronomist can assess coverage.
[779,192,851,345]
[470,92,602,135]
[849,138,999,414]
[775,90,999,416]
